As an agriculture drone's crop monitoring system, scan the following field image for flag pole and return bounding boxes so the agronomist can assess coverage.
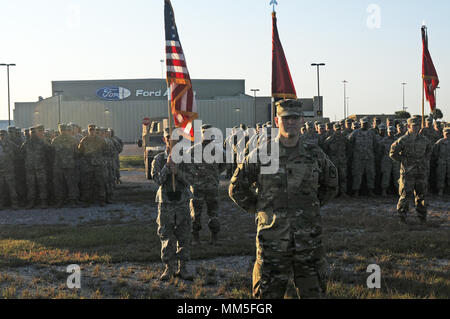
[167,85,177,192]
[422,79,425,129]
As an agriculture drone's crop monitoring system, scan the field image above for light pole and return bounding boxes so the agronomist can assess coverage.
[160,59,165,79]
[311,63,325,116]
[250,89,260,127]
[54,90,64,125]
[436,86,440,109]
[401,82,407,112]
[342,80,348,119]
[0,63,16,126]
[346,97,350,117]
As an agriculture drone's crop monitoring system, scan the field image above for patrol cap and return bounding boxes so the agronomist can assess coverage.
[426,117,433,123]
[88,124,96,130]
[35,124,44,131]
[0,130,7,135]
[407,117,420,126]
[58,124,68,131]
[373,117,381,123]
[379,123,387,130]
[305,121,314,128]
[318,124,326,129]
[276,99,303,117]
[326,123,333,129]
[7,126,16,132]
[333,123,341,130]
[345,118,353,123]
[360,117,369,124]
[387,126,396,133]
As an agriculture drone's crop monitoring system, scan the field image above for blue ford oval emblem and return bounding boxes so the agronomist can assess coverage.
[96,86,131,101]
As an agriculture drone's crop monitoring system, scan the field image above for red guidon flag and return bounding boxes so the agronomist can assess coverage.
[272,11,297,101]
[422,26,439,113]
[164,0,198,140]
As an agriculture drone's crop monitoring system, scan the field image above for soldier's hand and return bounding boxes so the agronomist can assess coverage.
[167,154,178,174]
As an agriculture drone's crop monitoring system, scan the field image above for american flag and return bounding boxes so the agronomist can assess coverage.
[164,0,198,140]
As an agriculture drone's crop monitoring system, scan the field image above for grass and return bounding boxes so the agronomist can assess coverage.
[0,177,448,299]
[120,155,145,169]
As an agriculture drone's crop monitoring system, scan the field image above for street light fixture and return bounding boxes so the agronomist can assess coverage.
[311,63,325,117]
[250,89,260,127]
[0,63,16,126]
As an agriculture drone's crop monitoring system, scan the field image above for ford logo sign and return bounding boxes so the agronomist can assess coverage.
[96,86,131,101]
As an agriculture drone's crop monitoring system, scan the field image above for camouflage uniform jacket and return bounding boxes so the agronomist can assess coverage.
[347,129,378,160]
[377,135,397,162]
[229,137,338,215]
[0,139,18,172]
[187,141,226,190]
[151,150,195,203]
[433,138,450,163]
[300,131,319,146]
[21,137,52,170]
[389,132,432,174]
[78,135,108,166]
[420,127,438,144]
[322,133,347,163]
[51,134,79,168]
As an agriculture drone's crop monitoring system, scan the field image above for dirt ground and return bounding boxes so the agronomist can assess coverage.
[0,168,448,299]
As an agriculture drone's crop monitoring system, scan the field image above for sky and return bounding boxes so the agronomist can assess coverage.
[0,0,449,122]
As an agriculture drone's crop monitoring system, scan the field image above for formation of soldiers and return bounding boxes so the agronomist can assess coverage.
[151,99,449,298]
[0,123,123,209]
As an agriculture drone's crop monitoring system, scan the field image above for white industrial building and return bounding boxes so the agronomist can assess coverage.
[14,78,324,143]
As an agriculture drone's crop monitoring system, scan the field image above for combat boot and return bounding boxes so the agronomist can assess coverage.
[177,261,193,281]
[40,200,48,209]
[160,263,176,282]
[210,232,220,246]
[25,201,35,210]
[398,214,407,225]
[55,200,64,208]
[192,231,201,246]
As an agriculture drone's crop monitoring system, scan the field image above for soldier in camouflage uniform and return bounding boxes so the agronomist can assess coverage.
[300,122,319,146]
[110,129,124,184]
[342,119,353,137]
[51,124,80,207]
[347,118,378,197]
[101,128,115,203]
[152,128,195,281]
[188,124,226,246]
[378,126,400,196]
[395,123,406,140]
[322,123,348,197]
[390,117,432,224]
[78,124,108,207]
[434,127,450,196]
[0,130,20,209]
[229,99,338,299]
[21,125,52,209]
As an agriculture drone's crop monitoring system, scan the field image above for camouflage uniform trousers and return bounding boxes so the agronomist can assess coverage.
[157,202,191,264]
[397,172,427,218]
[113,154,121,181]
[436,160,450,190]
[351,158,376,191]
[189,187,221,235]
[253,210,326,299]
[26,169,48,203]
[0,172,19,206]
[53,167,79,201]
[80,164,106,202]
[380,158,400,191]
[104,160,114,200]
[330,157,347,194]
